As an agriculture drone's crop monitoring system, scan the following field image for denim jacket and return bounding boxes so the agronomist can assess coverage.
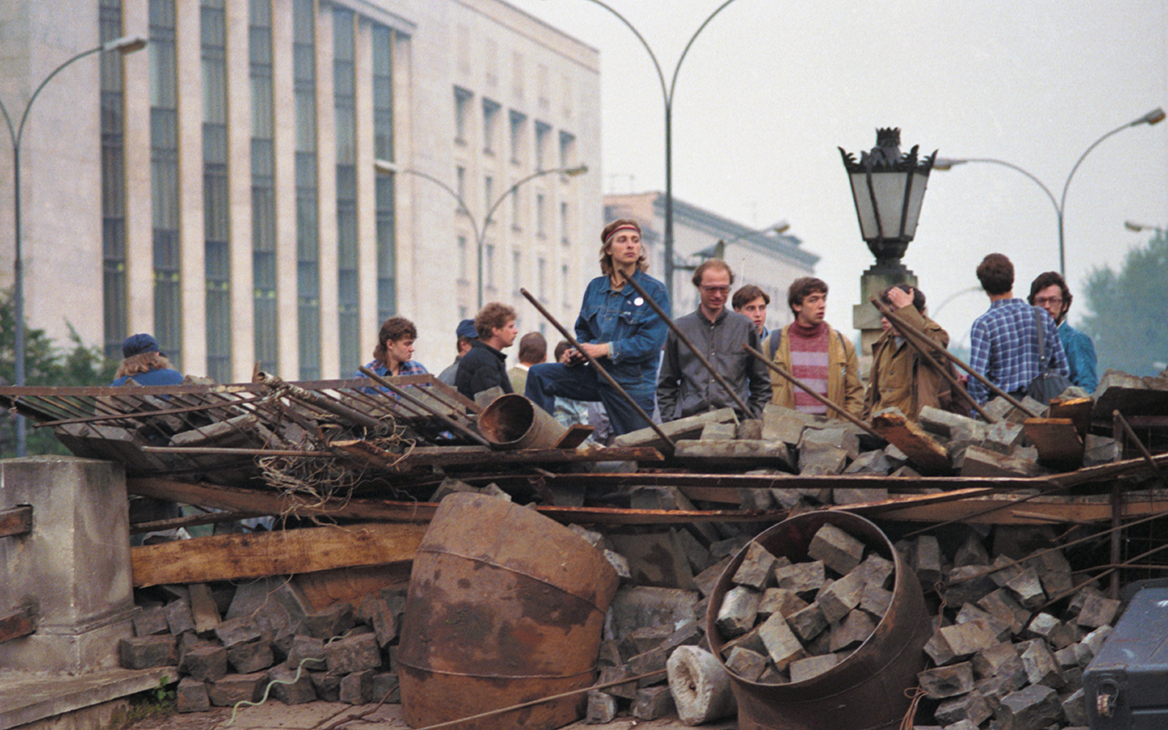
[574,271,669,392]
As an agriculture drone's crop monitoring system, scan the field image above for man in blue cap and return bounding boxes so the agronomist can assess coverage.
[112,334,185,386]
[438,319,477,387]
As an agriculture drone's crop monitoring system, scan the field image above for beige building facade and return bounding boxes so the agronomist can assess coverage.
[0,0,600,382]
[604,192,819,332]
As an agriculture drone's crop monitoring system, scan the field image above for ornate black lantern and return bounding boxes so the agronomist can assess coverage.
[839,128,937,268]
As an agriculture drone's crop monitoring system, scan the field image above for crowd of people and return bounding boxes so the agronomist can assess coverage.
[114,218,1099,444]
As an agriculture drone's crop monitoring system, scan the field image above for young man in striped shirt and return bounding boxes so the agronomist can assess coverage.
[762,277,864,417]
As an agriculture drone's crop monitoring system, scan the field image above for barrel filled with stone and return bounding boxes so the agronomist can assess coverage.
[706,511,932,730]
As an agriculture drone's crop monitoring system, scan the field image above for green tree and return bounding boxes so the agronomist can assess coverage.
[1079,229,1168,377]
[0,288,118,456]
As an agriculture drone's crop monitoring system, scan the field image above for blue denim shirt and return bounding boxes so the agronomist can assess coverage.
[1059,322,1098,393]
[574,270,669,392]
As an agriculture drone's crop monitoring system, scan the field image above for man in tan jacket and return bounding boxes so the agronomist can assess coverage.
[862,284,955,420]
[763,277,864,417]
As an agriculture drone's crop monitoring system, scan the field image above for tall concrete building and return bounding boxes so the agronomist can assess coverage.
[0,0,600,382]
[604,192,818,332]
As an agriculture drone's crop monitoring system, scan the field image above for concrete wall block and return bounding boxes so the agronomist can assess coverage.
[208,671,269,706]
[268,665,317,704]
[325,633,381,674]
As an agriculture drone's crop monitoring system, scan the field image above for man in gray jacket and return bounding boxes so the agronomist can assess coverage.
[657,260,771,421]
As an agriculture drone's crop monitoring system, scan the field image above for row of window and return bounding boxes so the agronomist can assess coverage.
[454,88,575,170]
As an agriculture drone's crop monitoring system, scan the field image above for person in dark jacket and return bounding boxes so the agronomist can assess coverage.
[457,302,518,400]
[112,333,185,386]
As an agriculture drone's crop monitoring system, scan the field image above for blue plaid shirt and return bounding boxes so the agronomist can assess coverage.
[1059,322,1098,393]
[968,299,1068,405]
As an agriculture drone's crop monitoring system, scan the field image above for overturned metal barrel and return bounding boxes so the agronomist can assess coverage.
[398,492,619,730]
[478,393,567,450]
[706,511,931,730]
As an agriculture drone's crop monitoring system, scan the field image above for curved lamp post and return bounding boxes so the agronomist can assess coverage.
[374,160,588,309]
[560,0,746,309]
[935,106,1165,278]
[0,34,148,456]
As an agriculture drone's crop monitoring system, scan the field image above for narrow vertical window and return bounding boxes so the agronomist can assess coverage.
[373,25,395,324]
[294,0,320,379]
[250,0,278,374]
[150,0,182,368]
[101,0,128,360]
[203,0,231,382]
[334,7,359,370]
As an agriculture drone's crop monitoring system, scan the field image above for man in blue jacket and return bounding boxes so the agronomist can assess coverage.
[526,219,669,436]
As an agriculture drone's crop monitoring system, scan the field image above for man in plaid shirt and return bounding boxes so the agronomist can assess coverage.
[968,253,1068,405]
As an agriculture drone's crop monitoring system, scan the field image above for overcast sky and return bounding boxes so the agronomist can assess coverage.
[507,0,1168,362]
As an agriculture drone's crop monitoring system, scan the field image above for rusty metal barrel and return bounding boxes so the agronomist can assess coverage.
[398,492,619,730]
[706,511,931,730]
[477,393,567,450]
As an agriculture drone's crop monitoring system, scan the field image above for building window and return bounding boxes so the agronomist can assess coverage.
[484,175,494,218]
[482,99,500,155]
[150,0,182,369]
[454,87,471,144]
[509,110,526,165]
[373,25,396,324]
[510,187,521,230]
[485,243,496,290]
[559,131,576,168]
[250,0,278,375]
[456,165,467,203]
[537,64,549,110]
[560,202,570,245]
[536,193,546,237]
[294,0,320,379]
[511,250,521,294]
[100,0,127,360]
[457,235,468,282]
[202,0,231,383]
[511,51,524,102]
[535,121,551,171]
[334,7,359,371]
[537,256,546,302]
[562,263,570,307]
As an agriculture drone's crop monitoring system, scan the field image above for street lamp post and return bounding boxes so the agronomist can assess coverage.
[935,106,1165,278]
[563,0,747,309]
[0,34,147,457]
[374,160,588,309]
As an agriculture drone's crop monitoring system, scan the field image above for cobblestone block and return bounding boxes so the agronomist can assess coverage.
[633,685,674,720]
[119,635,177,669]
[176,677,210,713]
[995,684,1061,730]
[179,644,227,682]
[208,672,269,706]
[325,632,382,674]
[788,653,840,683]
[715,585,761,638]
[725,646,768,681]
[227,638,274,674]
[917,661,975,699]
[732,542,778,590]
[340,669,374,704]
[268,665,316,705]
[587,690,617,724]
[133,605,171,636]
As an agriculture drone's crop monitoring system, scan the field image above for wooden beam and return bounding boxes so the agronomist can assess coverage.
[0,604,36,644]
[131,522,428,587]
[1023,418,1084,470]
[0,505,33,538]
[870,410,952,474]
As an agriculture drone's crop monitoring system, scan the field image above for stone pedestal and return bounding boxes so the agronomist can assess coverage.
[853,259,917,358]
[0,457,136,674]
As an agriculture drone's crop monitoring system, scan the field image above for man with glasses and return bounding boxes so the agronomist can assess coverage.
[1028,271,1098,392]
[657,260,770,421]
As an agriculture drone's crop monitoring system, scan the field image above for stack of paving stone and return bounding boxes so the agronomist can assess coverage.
[116,579,406,712]
[712,522,894,685]
[899,527,1120,730]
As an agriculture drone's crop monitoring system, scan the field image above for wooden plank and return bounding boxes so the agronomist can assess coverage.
[0,505,33,538]
[1049,397,1093,437]
[870,410,952,474]
[553,424,594,449]
[1023,418,1084,470]
[131,522,428,587]
[0,604,36,644]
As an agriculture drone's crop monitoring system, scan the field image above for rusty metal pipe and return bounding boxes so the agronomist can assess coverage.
[870,297,996,422]
[519,288,675,452]
[743,344,884,441]
[356,366,492,447]
[617,272,752,417]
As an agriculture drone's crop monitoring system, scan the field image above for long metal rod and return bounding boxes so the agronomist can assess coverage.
[618,271,752,416]
[357,366,491,447]
[870,297,995,422]
[743,344,883,441]
[1114,410,1168,487]
[877,300,1036,418]
[519,287,675,452]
